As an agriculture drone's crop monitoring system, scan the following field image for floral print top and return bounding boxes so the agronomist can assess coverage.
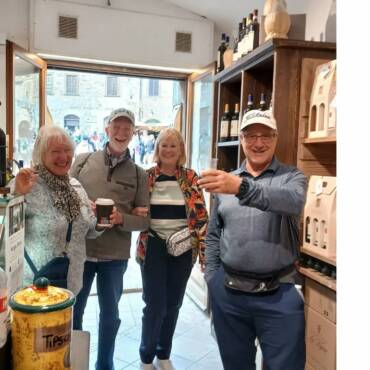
[136,165,208,265]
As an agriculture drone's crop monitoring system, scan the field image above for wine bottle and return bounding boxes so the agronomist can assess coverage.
[313,261,322,272]
[306,257,314,268]
[230,103,240,141]
[223,36,233,69]
[250,9,260,51]
[232,28,240,62]
[245,13,254,54]
[238,18,247,58]
[220,104,231,142]
[321,264,330,277]
[259,93,267,111]
[217,33,227,73]
[244,93,254,114]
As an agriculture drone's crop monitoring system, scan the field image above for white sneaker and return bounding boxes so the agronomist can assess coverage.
[154,358,176,370]
[140,362,156,370]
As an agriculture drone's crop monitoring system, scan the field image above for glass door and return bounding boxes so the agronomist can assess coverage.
[186,63,217,311]
[186,63,217,212]
[6,41,47,168]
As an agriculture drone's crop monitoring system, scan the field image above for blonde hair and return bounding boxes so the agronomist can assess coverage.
[152,128,186,166]
[32,125,75,166]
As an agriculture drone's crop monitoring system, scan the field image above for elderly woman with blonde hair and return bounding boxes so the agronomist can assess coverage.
[136,128,208,370]
[13,125,120,294]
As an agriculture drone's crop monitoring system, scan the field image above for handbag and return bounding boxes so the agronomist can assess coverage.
[24,221,73,289]
[166,227,193,257]
[149,227,193,257]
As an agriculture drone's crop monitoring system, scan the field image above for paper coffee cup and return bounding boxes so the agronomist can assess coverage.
[96,198,114,227]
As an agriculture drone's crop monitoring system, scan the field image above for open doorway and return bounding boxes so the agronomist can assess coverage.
[46,66,187,292]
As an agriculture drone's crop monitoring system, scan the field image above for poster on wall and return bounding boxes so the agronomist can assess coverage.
[0,195,25,296]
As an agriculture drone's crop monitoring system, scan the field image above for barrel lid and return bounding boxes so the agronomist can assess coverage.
[9,277,75,313]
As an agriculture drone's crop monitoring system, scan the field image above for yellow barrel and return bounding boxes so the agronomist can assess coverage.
[9,278,75,370]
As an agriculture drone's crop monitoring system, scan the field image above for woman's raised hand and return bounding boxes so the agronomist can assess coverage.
[15,168,38,195]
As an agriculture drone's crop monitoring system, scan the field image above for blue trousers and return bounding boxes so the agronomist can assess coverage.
[73,260,128,370]
[208,267,305,370]
[139,236,193,364]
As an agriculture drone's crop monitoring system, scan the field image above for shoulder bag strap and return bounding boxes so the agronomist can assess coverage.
[24,249,38,275]
[77,152,93,176]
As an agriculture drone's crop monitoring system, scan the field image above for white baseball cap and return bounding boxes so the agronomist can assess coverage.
[240,109,277,131]
[107,108,135,126]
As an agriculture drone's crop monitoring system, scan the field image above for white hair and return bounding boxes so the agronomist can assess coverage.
[32,125,75,166]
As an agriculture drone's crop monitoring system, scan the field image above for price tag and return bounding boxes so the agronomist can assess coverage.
[315,179,323,196]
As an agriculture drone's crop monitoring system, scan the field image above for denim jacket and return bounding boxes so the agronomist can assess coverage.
[136,165,208,265]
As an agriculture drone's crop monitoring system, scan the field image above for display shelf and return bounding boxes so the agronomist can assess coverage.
[298,266,336,292]
[303,136,336,144]
[301,246,336,266]
[217,140,239,147]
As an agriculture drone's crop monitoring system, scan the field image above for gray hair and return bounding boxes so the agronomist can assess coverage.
[32,125,75,166]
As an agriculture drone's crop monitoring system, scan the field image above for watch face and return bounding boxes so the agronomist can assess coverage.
[237,178,249,198]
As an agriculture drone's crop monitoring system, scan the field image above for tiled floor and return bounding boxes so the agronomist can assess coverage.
[82,233,262,370]
[83,291,224,370]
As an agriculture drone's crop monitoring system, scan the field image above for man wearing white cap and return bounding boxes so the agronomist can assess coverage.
[198,109,307,370]
[70,108,149,370]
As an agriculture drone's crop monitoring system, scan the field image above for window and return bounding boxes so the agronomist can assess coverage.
[148,79,159,97]
[64,114,80,132]
[46,74,54,95]
[106,76,119,97]
[65,75,78,95]
[47,68,186,164]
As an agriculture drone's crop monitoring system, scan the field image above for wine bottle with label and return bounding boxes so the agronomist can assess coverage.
[259,93,267,111]
[217,33,227,73]
[234,23,243,61]
[238,18,247,58]
[220,104,231,142]
[230,103,240,141]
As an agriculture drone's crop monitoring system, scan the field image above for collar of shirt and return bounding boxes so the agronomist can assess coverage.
[104,143,130,167]
[234,156,280,178]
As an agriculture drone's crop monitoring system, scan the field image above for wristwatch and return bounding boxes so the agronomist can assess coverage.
[236,177,249,199]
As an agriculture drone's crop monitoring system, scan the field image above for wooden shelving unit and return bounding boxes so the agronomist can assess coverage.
[212,39,337,370]
[296,50,337,370]
[213,38,336,172]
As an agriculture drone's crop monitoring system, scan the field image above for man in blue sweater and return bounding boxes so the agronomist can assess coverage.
[198,109,307,370]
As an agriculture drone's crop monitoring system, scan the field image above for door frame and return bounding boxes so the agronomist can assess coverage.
[186,62,218,169]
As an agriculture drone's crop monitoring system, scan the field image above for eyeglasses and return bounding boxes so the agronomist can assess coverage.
[241,133,277,144]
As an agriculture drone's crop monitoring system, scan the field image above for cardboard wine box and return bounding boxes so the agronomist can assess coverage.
[303,176,336,259]
[305,278,336,324]
[305,306,336,370]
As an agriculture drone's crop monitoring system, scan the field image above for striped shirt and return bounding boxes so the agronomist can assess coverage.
[150,174,188,240]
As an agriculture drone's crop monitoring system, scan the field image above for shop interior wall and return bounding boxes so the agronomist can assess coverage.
[0,0,214,70]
